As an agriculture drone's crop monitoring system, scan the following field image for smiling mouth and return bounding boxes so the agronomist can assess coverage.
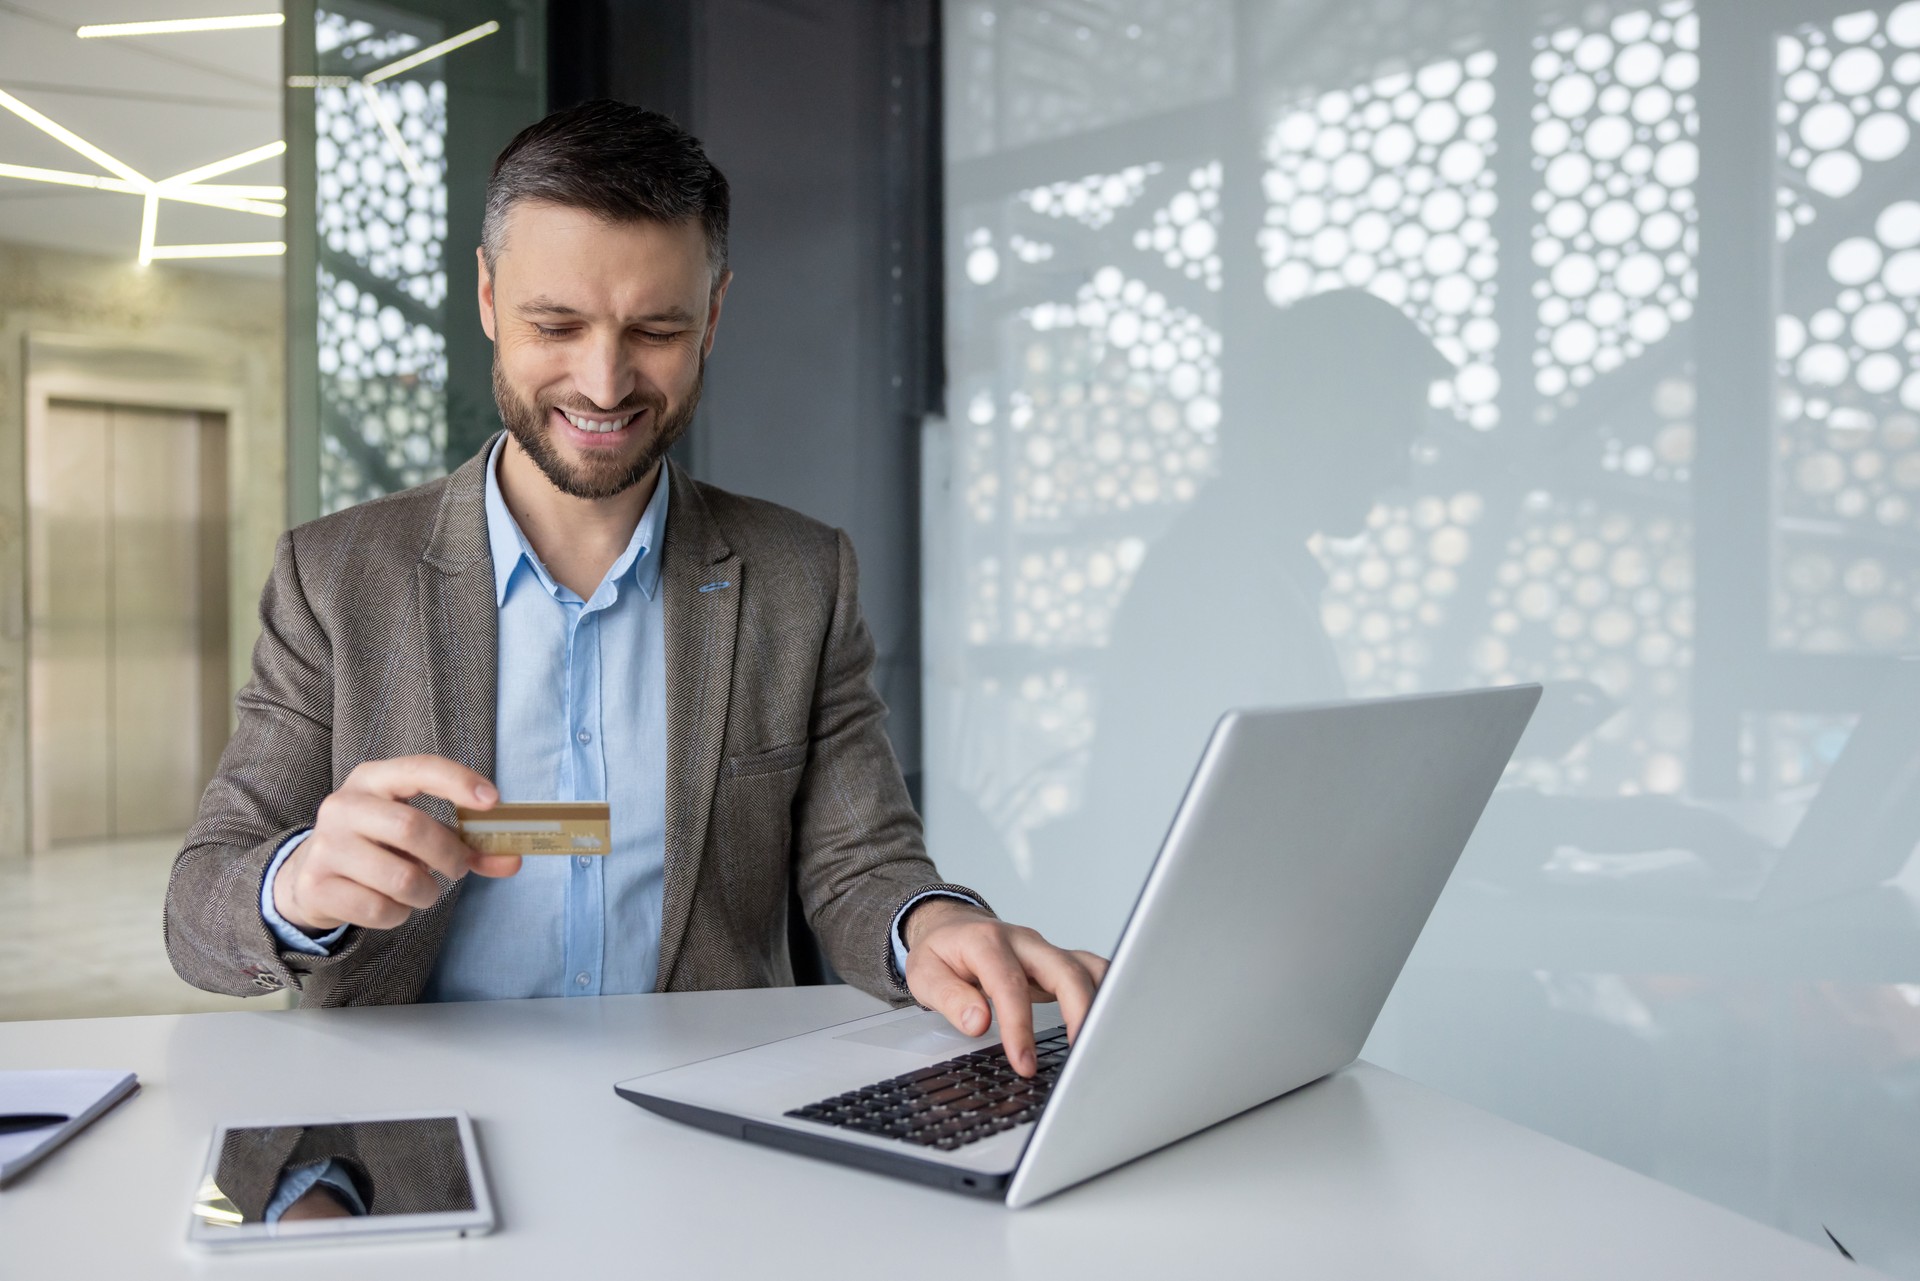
[557,407,640,434]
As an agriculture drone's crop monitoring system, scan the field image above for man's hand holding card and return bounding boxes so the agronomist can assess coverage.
[271,755,521,935]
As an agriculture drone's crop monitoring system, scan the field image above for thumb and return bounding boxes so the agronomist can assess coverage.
[908,955,992,1038]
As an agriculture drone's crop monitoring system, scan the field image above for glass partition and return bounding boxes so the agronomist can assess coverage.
[928,0,1920,1268]
[285,0,545,520]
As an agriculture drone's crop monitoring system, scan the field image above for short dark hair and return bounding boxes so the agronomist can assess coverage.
[481,99,730,280]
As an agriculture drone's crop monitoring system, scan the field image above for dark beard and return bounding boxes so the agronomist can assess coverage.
[491,355,702,500]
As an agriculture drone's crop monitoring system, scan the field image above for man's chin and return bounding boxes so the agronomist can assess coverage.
[546,427,654,471]
[548,450,661,500]
[511,421,664,500]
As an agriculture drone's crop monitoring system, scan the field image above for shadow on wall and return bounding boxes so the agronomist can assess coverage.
[1028,290,1451,943]
[995,289,1920,956]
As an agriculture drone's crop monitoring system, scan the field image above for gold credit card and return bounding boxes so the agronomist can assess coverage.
[455,802,611,855]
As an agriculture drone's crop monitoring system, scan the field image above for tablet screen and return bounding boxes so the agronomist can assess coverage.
[190,1113,491,1245]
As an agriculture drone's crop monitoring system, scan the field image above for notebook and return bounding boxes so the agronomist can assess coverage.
[0,1069,139,1187]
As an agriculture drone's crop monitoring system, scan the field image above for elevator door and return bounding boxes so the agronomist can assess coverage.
[28,400,230,851]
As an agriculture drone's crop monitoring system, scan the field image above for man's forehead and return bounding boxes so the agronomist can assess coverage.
[493,203,711,319]
[498,199,706,259]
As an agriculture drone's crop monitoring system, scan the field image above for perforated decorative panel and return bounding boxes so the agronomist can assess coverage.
[1774,4,1920,653]
[312,6,451,514]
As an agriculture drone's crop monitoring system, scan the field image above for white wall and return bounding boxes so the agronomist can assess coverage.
[926,0,1920,1272]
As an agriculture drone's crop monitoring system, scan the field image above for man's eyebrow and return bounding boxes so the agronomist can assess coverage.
[516,296,583,317]
[513,298,698,325]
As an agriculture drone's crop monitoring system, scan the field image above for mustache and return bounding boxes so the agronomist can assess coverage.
[542,393,660,417]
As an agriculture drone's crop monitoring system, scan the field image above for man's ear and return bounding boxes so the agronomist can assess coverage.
[701,269,734,359]
[477,246,497,341]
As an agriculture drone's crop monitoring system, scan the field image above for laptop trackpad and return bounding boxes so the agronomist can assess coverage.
[833,1011,995,1056]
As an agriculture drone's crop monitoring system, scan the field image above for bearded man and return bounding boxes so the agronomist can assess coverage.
[165,101,1103,1078]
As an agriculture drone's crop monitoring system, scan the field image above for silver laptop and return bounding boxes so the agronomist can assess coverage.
[615,685,1541,1207]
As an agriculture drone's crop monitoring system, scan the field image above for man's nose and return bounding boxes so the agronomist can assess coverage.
[571,334,636,410]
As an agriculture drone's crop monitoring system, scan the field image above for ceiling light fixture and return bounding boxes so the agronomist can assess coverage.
[0,163,283,214]
[0,87,144,184]
[160,139,286,188]
[146,241,285,259]
[137,192,159,264]
[0,88,285,262]
[77,14,284,39]
[10,15,502,261]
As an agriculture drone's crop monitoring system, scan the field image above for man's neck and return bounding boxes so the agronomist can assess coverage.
[496,435,660,599]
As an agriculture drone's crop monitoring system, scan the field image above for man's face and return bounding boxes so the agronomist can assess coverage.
[479,201,730,499]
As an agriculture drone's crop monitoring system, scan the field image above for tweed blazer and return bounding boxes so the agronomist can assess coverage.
[165,439,979,1006]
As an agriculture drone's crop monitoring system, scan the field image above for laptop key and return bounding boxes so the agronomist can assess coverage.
[788,1036,1062,1151]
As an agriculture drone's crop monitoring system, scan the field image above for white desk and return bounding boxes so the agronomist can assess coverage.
[0,986,1864,1279]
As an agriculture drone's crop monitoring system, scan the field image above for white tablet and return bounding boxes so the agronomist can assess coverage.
[187,1110,495,1249]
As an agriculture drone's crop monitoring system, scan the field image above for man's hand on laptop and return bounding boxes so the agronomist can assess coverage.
[901,899,1109,1078]
[273,755,518,934]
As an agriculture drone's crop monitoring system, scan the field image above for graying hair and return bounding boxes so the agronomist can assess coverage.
[480,99,729,281]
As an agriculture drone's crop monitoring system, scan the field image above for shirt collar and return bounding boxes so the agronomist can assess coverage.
[483,433,670,607]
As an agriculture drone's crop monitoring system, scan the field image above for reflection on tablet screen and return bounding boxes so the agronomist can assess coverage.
[194,1118,475,1227]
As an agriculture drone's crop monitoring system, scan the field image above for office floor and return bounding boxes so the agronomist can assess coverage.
[0,836,289,1021]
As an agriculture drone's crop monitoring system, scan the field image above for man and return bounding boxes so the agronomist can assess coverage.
[166,100,1103,1079]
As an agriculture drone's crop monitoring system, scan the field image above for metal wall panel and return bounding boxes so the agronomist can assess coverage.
[28,403,229,848]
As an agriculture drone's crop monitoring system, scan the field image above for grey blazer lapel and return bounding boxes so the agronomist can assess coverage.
[656,459,742,987]
[416,444,498,909]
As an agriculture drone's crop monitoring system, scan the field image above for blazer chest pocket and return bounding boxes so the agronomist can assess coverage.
[726,741,809,779]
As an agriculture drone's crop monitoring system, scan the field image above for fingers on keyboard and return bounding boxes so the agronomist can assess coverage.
[783,1029,1069,1151]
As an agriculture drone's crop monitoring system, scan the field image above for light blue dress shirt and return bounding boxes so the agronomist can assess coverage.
[261,437,955,994]
[425,435,671,999]
[263,1158,369,1222]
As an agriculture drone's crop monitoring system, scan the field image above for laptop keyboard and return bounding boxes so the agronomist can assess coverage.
[784,1025,1069,1151]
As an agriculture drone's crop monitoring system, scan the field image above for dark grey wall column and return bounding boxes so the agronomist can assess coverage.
[552,0,942,785]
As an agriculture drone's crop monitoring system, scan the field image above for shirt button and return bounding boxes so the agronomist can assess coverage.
[577,729,592,744]
[576,855,591,869]
[575,972,591,988]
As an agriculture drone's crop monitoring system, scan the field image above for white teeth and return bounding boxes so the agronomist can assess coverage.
[562,410,633,434]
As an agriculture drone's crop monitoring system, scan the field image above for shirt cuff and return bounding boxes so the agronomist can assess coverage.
[889,889,986,983]
[259,830,347,956]
[264,1158,368,1223]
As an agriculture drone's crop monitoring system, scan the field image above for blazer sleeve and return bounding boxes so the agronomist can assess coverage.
[164,530,347,997]
[788,529,991,1002]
